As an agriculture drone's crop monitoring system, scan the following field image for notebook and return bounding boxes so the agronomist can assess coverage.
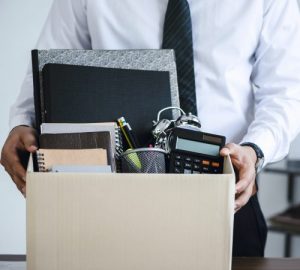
[36,148,107,172]
[41,63,172,146]
[40,122,123,171]
[39,132,114,170]
[50,165,112,173]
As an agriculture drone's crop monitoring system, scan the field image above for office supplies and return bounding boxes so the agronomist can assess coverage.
[117,118,133,149]
[32,49,180,135]
[168,127,226,174]
[50,165,112,173]
[41,122,118,135]
[41,63,173,146]
[152,106,202,152]
[36,148,107,172]
[121,148,166,173]
[117,117,139,149]
[40,122,122,170]
[39,131,114,169]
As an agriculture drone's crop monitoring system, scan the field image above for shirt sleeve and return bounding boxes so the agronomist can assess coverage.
[9,0,90,130]
[241,0,300,165]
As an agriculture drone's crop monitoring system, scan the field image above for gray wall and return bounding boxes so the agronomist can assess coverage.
[0,0,53,254]
[0,0,300,256]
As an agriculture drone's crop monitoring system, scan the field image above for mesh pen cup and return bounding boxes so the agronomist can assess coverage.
[121,148,167,173]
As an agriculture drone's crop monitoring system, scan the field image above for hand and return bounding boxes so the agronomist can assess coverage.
[220,143,257,213]
[0,126,37,196]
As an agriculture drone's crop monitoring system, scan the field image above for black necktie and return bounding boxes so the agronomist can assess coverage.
[162,0,197,115]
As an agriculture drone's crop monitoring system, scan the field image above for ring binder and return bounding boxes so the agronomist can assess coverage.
[36,152,46,172]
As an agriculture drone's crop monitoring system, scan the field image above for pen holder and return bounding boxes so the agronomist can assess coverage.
[121,148,167,173]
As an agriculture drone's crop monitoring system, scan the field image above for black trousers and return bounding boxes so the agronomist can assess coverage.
[232,194,268,257]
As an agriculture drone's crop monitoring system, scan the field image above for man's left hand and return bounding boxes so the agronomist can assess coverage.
[220,143,257,213]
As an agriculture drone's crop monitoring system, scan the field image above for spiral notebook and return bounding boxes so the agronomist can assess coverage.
[36,148,108,172]
[40,122,123,171]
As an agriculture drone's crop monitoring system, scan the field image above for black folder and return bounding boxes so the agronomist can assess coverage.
[41,63,172,146]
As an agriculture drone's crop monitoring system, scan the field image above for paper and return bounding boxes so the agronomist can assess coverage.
[0,262,26,270]
[50,165,112,173]
[37,148,107,172]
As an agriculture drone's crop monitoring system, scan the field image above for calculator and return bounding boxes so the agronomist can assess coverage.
[168,127,226,174]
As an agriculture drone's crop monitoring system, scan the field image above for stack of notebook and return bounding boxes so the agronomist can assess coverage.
[37,148,109,173]
[36,123,120,173]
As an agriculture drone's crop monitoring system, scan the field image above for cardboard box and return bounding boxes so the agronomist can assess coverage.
[26,156,235,270]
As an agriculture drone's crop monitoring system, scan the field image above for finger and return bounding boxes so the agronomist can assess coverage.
[1,153,27,184]
[220,143,239,157]
[235,167,255,194]
[6,165,26,196]
[220,148,230,156]
[229,156,243,170]
[20,132,38,153]
[235,185,253,212]
[8,155,27,197]
[10,161,27,181]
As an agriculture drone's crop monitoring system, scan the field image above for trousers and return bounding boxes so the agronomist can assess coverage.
[232,194,268,257]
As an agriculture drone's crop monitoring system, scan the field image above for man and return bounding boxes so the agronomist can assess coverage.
[1,0,300,257]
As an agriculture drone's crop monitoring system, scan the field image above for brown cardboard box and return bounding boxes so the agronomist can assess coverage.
[26,156,235,270]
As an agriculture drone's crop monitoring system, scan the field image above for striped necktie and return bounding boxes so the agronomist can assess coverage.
[162,0,197,115]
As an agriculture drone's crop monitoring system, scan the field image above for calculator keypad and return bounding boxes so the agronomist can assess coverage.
[170,152,223,174]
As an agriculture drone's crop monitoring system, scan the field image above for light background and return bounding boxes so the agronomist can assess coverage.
[0,0,300,256]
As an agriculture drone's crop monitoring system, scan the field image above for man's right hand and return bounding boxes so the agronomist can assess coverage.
[0,126,37,196]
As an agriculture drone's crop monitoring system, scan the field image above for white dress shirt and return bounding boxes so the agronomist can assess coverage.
[9,0,300,165]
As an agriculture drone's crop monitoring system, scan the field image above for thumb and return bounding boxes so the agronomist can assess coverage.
[21,132,38,153]
[220,147,230,156]
[220,143,239,157]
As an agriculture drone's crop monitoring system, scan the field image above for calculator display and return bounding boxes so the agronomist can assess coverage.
[176,137,220,157]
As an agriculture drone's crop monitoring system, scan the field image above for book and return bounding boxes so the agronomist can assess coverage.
[32,49,180,134]
[39,131,112,165]
[40,122,122,171]
[41,63,173,146]
[39,132,111,149]
[36,148,107,172]
[40,122,121,154]
[50,165,112,173]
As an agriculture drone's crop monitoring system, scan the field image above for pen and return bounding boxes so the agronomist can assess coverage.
[123,123,139,149]
[117,117,139,149]
[118,118,133,149]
